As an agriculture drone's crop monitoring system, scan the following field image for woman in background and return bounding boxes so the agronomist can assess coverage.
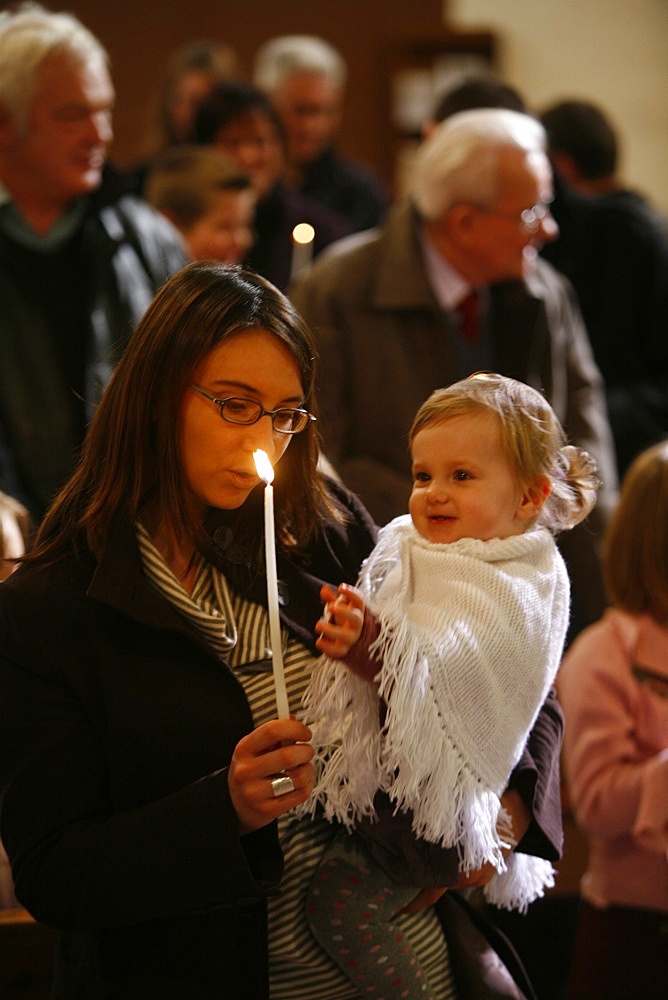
[192,82,349,290]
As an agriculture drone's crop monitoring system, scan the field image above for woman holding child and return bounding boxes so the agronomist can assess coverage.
[0,262,564,998]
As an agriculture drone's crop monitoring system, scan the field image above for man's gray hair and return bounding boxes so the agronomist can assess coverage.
[0,2,108,132]
[411,108,547,221]
[254,35,347,93]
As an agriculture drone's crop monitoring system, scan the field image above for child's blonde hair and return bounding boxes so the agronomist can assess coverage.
[409,372,600,533]
[603,439,668,623]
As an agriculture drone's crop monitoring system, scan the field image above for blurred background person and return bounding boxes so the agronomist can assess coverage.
[538,97,668,477]
[424,73,526,136]
[144,145,255,264]
[0,3,186,522]
[540,98,660,205]
[432,75,668,482]
[130,38,240,193]
[192,80,348,290]
[254,34,389,233]
[557,439,668,1000]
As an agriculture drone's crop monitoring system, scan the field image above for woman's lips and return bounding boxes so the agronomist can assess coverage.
[227,469,259,489]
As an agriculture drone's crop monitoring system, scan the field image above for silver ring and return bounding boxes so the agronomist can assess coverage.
[271,774,295,797]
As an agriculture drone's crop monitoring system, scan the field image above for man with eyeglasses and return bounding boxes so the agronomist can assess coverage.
[0,5,186,523]
[291,106,618,638]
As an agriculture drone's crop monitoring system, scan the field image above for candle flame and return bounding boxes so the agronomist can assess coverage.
[254,449,274,484]
[292,222,315,246]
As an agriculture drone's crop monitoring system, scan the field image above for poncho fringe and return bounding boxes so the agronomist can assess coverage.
[303,517,570,911]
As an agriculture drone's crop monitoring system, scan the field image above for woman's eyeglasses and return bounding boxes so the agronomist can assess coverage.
[190,385,316,435]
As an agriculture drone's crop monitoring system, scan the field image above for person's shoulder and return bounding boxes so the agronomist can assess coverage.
[93,191,188,282]
[314,225,383,269]
[304,200,414,277]
[595,189,668,252]
[290,203,423,316]
[107,193,184,241]
[0,549,92,626]
[560,608,630,668]
[303,149,389,233]
[323,475,378,538]
[303,476,377,579]
[290,225,383,304]
[92,168,185,244]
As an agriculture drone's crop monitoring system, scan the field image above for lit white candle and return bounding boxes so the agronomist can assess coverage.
[289,222,315,284]
[253,449,290,719]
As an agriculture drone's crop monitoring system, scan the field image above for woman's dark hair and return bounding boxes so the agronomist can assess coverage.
[191,80,284,145]
[30,262,332,564]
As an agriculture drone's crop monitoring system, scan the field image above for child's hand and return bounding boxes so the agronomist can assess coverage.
[315,582,365,659]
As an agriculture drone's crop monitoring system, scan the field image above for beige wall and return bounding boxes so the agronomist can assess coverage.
[447,0,668,211]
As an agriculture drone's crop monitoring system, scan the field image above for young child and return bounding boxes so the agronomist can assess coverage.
[557,440,668,1000]
[144,145,256,265]
[302,373,600,999]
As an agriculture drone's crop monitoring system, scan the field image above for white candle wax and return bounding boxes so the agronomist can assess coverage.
[254,450,290,719]
[289,222,315,284]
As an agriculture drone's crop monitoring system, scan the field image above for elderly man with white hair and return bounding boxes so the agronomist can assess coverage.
[254,34,388,232]
[0,3,186,522]
[291,107,618,636]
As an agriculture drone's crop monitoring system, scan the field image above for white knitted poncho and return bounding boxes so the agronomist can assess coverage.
[303,515,570,911]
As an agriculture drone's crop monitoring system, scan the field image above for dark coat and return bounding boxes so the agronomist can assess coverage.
[0,486,375,998]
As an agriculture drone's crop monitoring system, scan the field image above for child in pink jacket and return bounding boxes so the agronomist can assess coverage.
[558,440,668,1000]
